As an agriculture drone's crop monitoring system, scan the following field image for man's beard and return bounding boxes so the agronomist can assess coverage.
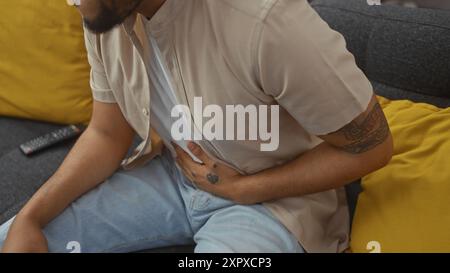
[83,0,142,34]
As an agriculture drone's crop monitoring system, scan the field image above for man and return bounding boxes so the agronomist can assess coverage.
[0,0,393,253]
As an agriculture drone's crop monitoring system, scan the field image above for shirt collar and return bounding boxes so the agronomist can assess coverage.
[122,0,184,36]
[123,13,138,36]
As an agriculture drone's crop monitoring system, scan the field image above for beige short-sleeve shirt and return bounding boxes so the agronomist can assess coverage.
[84,0,373,252]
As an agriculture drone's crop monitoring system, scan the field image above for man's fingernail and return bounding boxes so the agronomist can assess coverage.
[188,142,196,150]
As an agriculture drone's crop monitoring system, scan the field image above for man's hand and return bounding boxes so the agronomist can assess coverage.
[173,142,243,201]
[1,215,48,253]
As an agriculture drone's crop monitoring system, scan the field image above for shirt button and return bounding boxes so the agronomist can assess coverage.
[142,108,149,117]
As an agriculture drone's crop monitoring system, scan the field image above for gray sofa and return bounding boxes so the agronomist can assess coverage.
[1,0,449,252]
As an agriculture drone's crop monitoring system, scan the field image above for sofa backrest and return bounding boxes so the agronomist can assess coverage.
[311,0,450,108]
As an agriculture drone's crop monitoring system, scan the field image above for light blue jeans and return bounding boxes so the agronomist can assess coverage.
[0,149,303,253]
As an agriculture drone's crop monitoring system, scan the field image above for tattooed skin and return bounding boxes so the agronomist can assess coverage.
[206,173,220,184]
[339,102,390,154]
[206,163,220,184]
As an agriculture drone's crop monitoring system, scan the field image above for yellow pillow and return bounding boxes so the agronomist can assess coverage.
[0,1,92,125]
[351,96,450,253]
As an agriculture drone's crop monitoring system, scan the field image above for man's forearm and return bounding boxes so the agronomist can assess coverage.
[235,135,393,205]
[17,127,133,227]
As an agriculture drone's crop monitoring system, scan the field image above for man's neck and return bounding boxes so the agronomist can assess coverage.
[136,0,167,19]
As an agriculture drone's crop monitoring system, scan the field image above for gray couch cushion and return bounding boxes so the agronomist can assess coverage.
[312,0,450,108]
[0,118,76,224]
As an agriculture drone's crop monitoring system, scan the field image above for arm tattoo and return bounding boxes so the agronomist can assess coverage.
[340,102,390,154]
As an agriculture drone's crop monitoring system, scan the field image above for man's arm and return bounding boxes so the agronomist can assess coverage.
[1,100,135,253]
[175,1,393,204]
[176,95,393,205]
[233,95,393,204]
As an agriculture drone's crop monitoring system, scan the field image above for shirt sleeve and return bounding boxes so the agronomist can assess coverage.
[84,28,117,104]
[256,0,373,136]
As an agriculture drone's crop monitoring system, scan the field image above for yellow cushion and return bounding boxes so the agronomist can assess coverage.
[350,96,450,253]
[0,1,92,124]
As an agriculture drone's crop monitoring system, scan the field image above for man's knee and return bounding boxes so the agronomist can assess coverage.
[193,205,304,253]
[194,222,304,253]
[194,236,303,253]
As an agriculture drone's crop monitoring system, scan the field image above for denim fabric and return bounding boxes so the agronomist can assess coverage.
[0,149,303,253]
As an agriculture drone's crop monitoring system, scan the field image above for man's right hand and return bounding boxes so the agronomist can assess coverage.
[1,215,48,253]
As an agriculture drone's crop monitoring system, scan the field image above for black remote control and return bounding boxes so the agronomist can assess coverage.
[19,125,86,156]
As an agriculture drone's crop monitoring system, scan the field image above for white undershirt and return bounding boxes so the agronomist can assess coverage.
[144,24,201,163]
